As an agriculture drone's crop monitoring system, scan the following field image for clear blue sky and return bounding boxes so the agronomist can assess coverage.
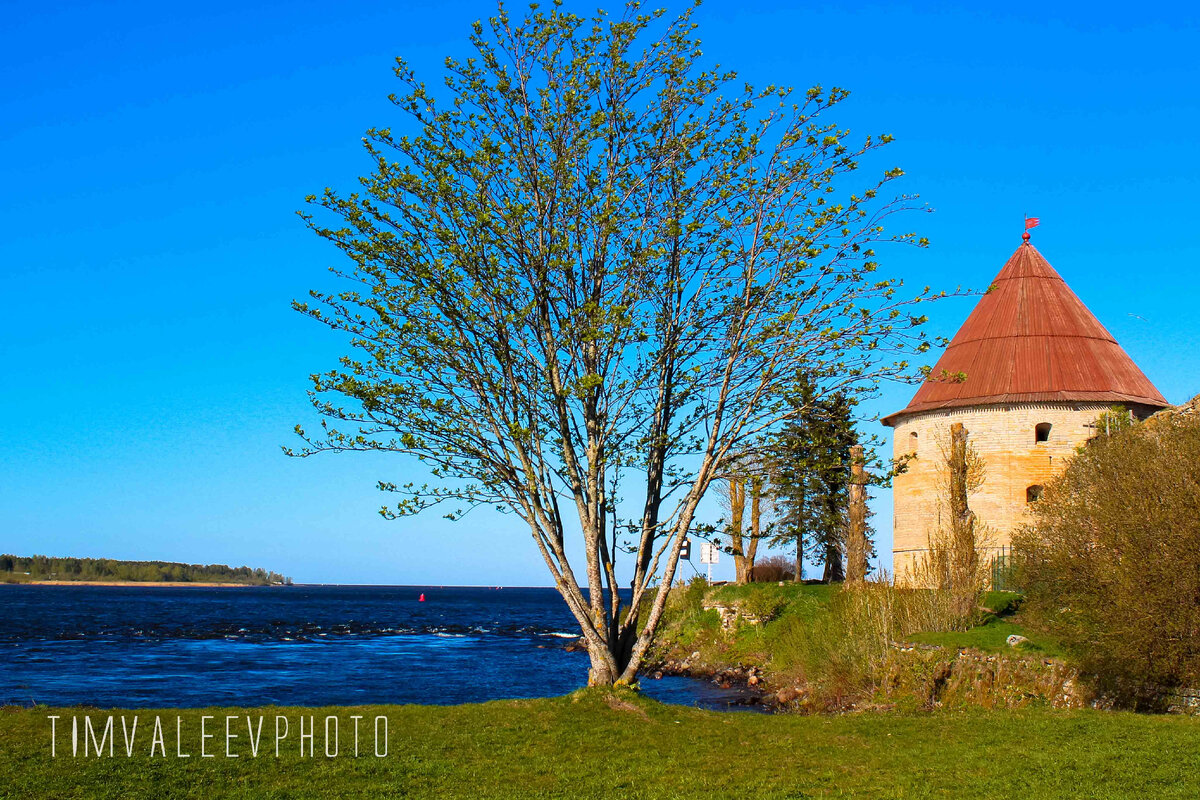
[3,1,1197,585]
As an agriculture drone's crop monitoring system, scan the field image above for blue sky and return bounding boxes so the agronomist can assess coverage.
[2,1,1197,585]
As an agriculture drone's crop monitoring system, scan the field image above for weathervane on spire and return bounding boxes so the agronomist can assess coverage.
[1023,215,1040,242]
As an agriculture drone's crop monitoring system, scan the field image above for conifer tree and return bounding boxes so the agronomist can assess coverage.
[768,379,859,582]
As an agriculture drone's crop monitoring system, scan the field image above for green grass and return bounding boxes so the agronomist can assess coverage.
[666,581,1064,660]
[652,582,836,664]
[651,581,1082,712]
[707,581,836,608]
[655,582,1060,670]
[3,693,1198,798]
[907,591,1068,658]
[906,616,1062,657]
[981,590,1022,616]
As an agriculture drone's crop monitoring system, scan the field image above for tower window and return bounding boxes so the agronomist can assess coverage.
[1035,422,1052,443]
[1026,485,1044,503]
[909,431,918,453]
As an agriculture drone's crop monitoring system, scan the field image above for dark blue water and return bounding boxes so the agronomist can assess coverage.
[0,585,752,710]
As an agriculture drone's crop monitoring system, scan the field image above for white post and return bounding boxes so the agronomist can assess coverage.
[699,542,719,583]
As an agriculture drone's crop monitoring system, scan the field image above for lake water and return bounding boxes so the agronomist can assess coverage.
[0,584,752,710]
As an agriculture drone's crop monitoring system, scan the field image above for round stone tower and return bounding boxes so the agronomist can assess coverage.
[883,234,1169,580]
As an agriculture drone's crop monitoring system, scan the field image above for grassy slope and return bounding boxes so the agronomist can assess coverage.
[654,583,1063,669]
[3,694,1198,799]
[650,583,835,668]
[905,591,1068,658]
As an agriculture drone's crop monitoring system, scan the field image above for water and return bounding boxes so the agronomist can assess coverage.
[0,584,755,710]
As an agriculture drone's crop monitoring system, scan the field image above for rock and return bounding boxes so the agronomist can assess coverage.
[1006,634,1029,647]
[747,675,759,686]
[775,687,798,704]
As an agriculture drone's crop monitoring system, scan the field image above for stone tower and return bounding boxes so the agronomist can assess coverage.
[883,234,1169,579]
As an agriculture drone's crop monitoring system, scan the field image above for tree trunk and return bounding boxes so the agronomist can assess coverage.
[792,485,805,582]
[734,557,751,584]
[822,547,844,583]
[729,477,751,584]
[587,648,620,686]
[745,476,762,582]
[947,422,979,616]
[794,532,804,582]
[845,444,868,584]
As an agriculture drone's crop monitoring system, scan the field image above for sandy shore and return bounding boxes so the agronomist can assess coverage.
[7,580,268,587]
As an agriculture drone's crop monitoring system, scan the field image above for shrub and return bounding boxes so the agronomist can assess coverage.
[739,591,788,624]
[1014,413,1200,689]
[674,575,709,616]
[751,554,795,583]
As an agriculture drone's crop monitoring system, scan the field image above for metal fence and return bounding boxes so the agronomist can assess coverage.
[989,544,1020,592]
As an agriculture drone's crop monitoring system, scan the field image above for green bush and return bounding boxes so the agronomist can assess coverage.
[1014,413,1200,690]
[677,575,709,614]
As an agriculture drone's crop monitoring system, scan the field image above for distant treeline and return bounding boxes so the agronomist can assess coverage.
[0,555,291,585]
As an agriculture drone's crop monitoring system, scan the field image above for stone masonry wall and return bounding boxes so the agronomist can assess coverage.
[889,402,1115,580]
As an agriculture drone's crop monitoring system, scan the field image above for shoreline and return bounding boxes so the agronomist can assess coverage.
[3,580,272,588]
[643,657,774,709]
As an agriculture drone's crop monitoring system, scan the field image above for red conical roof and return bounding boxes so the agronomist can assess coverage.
[883,240,1168,425]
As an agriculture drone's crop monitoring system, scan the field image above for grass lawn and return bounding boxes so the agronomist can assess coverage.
[905,615,1067,658]
[3,691,1198,799]
[906,591,1068,658]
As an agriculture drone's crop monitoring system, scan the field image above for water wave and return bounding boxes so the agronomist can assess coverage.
[0,620,582,645]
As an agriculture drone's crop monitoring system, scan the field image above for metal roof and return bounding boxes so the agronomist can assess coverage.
[882,237,1169,426]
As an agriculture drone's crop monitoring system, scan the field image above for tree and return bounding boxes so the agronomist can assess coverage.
[916,422,989,620]
[715,460,771,584]
[716,474,749,584]
[767,380,859,582]
[289,2,938,685]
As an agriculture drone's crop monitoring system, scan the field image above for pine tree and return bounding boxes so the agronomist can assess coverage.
[768,380,858,582]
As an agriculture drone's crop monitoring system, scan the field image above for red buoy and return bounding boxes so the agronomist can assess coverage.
[418,593,425,602]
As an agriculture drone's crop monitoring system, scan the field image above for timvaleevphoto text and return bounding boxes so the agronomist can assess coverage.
[46,714,393,759]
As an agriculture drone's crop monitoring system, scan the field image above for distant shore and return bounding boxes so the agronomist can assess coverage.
[4,580,270,587]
